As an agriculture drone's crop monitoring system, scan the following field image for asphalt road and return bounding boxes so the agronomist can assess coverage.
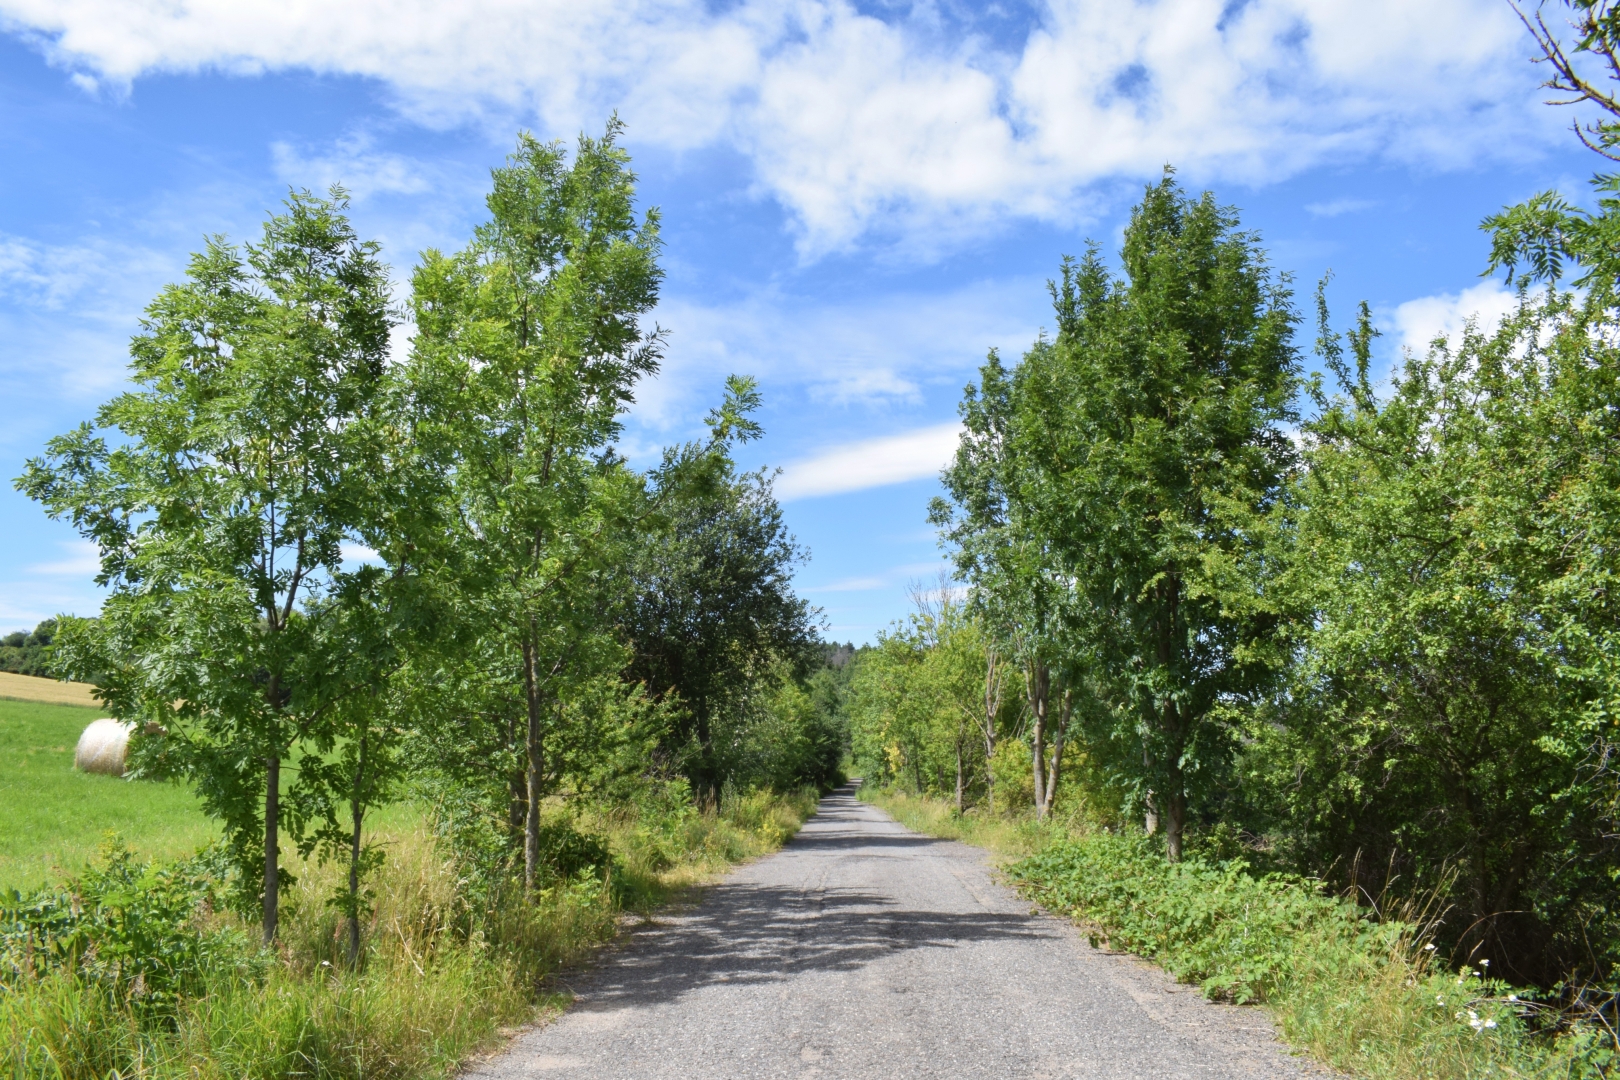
[464,786,1321,1080]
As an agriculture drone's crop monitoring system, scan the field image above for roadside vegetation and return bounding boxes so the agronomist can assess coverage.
[1,120,843,1080]
[845,8,1620,1077]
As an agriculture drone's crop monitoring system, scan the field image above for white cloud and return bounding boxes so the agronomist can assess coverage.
[340,542,381,566]
[1305,197,1376,217]
[801,560,949,594]
[271,135,435,201]
[27,540,101,577]
[0,231,177,401]
[630,276,1044,435]
[1392,281,1520,357]
[776,421,961,500]
[806,575,889,593]
[0,0,1554,254]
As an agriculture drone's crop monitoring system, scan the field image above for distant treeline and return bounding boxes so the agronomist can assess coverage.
[0,619,54,678]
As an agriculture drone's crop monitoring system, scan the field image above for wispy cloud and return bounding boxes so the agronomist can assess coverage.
[801,560,949,594]
[805,575,889,593]
[27,540,101,577]
[776,422,961,500]
[271,134,436,201]
[0,0,1552,255]
[629,277,1043,437]
[1304,197,1376,218]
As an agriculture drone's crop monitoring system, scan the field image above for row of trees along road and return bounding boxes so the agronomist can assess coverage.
[17,122,828,955]
[857,6,1620,989]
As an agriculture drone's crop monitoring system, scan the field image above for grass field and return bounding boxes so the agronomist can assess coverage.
[0,696,218,891]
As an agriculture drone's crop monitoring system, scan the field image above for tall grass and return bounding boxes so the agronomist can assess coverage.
[2,787,820,1080]
[864,787,1616,1080]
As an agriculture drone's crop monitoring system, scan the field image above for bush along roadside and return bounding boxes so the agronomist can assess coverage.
[1,787,819,1080]
[866,788,1615,1080]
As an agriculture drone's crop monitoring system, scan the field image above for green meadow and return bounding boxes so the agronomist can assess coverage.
[0,697,217,891]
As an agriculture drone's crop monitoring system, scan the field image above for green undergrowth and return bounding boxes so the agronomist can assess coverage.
[2,786,820,1080]
[864,787,1615,1080]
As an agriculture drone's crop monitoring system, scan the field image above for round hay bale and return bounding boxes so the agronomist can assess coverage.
[75,718,134,776]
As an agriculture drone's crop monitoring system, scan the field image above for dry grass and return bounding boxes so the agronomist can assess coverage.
[0,672,101,708]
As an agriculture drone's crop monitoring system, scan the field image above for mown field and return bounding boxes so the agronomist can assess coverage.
[0,695,436,893]
[0,696,219,891]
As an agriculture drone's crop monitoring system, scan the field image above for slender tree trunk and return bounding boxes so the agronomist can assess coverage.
[521,634,544,894]
[1165,790,1185,862]
[954,736,964,813]
[983,651,999,812]
[347,732,366,968]
[1042,688,1070,818]
[1143,745,1158,836]
[1152,576,1184,859]
[263,753,280,944]
[695,705,716,806]
[1029,661,1049,819]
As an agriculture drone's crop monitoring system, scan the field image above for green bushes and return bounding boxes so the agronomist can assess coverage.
[1007,828,1617,1080]
[1,841,250,1015]
[1011,832,1400,1004]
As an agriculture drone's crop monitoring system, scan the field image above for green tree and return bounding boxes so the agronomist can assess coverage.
[0,619,57,678]
[624,406,819,798]
[1249,274,1620,986]
[932,351,1078,818]
[18,190,399,942]
[1004,175,1298,859]
[406,122,663,892]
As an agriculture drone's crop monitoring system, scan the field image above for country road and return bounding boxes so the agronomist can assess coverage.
[465,786,1322,1080]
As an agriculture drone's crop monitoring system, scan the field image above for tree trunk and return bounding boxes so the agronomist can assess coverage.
[983,650,1000,812]
[263,753,280,944]
[1165,790,1185,862]
[1029,661,1049,819]
[1161,698,1185,862]
[521,634,545,894]
[954,737,964,814]
[1041,688,1070,818]
[347,733,366,968]
[1143,743,1159,835]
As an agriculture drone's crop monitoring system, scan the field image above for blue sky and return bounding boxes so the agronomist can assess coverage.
[0,0,1603,642]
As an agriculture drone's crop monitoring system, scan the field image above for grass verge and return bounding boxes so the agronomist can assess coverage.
[863,787,1616,1080]
[3,786,822,1080]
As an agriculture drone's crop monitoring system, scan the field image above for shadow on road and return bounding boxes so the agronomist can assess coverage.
[570,788,1049,1010]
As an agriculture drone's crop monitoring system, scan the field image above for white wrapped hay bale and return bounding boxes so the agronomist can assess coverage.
[75,718,134,776]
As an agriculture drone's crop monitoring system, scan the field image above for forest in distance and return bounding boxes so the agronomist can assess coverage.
[5,3,1620,1077]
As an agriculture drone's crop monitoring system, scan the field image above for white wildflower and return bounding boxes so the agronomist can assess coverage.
[1424,943,1437,950]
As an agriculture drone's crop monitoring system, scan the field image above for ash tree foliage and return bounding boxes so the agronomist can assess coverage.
[16,122,845,957]
[19,192,408,944]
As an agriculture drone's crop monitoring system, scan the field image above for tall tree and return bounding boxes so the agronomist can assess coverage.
[19,191,398,941]
[406,121,663,892]
[1009,175,1299,859]
[624,396,818,799]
